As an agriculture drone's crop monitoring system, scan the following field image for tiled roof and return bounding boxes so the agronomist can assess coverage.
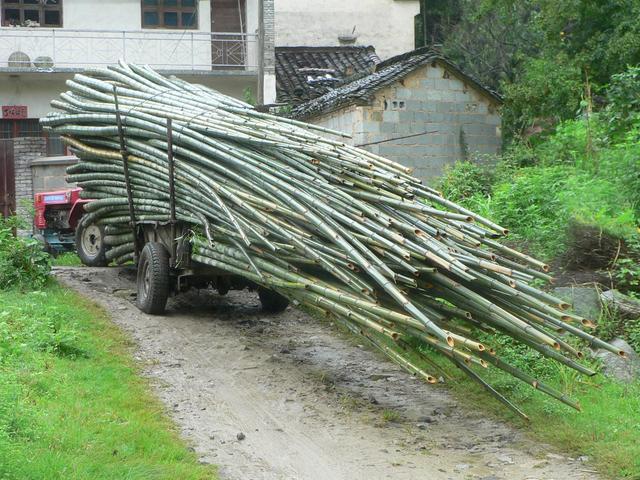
[275,46,381,104]
[289,47,502,120]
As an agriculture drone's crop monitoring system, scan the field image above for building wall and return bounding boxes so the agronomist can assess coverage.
[0,0,216,70]
[309,62,502,184]
[262,0,276,104]
[12,137,47,225]
[0,72,258,119]
[62,0,212,31]
[308,104,365,145]
[274,0,419,60]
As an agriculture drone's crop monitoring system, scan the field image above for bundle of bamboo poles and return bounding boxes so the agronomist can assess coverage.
[41,62,623,417]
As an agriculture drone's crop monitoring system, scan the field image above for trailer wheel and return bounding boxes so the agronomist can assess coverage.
[258,287,289,313]
[137,242,171,315]
[76,221,108,267]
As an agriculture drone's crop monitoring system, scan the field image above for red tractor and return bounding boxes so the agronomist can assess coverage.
[34,187,108,266]
[33,187,289,314]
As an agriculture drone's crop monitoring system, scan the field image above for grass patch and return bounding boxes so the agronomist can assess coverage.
[381,409,401,423]
[444,365,640,479]
[327,313,640,479]
[393,334,639,479]
[0,282,216,480]
[51,252,83,267]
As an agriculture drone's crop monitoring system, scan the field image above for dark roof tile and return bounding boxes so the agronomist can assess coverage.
[289,47,502,120]
[276,46,381,104]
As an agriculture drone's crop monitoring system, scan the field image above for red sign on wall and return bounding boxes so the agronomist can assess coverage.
[2,105,28,119]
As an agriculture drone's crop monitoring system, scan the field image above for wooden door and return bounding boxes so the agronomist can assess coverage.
[0,139,15,218]
[211,0,246,68]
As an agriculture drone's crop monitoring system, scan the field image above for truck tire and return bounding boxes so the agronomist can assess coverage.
[258,287,289,313]
[76,221,108,267]
[137,242,170,315]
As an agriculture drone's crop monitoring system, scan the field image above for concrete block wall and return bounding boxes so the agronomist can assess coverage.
[13,137,47,224]
[367,63,501,183]
[261,0,277,103]
[309,62,502,185]
[263,0,276,76]
[309,105,365,145]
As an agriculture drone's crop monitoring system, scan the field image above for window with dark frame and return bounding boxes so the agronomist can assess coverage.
[1,0,62,27]
[141,0,197,29]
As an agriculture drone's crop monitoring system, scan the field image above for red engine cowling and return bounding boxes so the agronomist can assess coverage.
[34,187,89,230]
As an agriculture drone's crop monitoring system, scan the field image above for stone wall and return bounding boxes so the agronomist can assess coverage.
[310,62,502,184]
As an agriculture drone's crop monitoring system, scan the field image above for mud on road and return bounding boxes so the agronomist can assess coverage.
[55,266,599,480]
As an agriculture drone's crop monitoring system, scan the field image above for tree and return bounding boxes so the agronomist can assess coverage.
[432,0,640,139]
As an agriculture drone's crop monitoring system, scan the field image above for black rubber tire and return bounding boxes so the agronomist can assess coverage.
[136,242,171,315]
[75,221,108,267]
[258,287,289,313]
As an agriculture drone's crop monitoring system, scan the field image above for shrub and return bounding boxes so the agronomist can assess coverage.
[490,165,570,258]
[0,216,50,290]
[500,55,583,139]
[438,160,494,202]
[612,235,640,296]
[600,137,640,221]
[626,318,640,353]
[604,65,640,141]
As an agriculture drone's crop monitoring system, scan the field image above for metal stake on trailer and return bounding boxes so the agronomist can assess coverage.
[166,118,178,267]
[113,86,141,261]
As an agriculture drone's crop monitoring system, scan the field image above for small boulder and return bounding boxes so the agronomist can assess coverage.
[592,338,640,382]
[553,286,601,320]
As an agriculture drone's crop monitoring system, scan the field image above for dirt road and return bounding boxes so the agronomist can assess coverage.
[55,266,599,480]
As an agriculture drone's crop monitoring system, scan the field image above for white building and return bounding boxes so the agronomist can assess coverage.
[0,0,420,142]
[274,0,419,60]
[0,0,276,149]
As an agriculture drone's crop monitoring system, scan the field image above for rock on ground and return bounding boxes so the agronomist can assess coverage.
[593,338,640,382]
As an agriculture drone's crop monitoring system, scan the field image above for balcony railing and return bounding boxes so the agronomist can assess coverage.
[0,27,259,72]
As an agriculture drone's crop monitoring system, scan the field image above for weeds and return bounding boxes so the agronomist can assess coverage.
[0,284,216,479]
[381,409,401,423]
[51,251,82,267]
[0,216,50,289]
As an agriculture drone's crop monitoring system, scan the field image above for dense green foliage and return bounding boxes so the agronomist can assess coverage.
[0,284,216,479]
[0,216,50,290]
[439,115,639,261]
[430,0,640,137]
[604,66,640,141]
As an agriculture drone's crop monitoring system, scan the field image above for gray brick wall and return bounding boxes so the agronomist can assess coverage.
[309,63,502,185]
[13,137,46,220]
[263,0,275,75]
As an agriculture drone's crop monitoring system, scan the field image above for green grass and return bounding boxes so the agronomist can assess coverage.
[445,367,640,479]
[386,334,640,479]
[381,409,401,423]
[0,282,217,480]
[51,252,83,267]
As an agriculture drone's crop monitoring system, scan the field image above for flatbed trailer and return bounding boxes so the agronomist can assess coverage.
[77,99,289,316]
